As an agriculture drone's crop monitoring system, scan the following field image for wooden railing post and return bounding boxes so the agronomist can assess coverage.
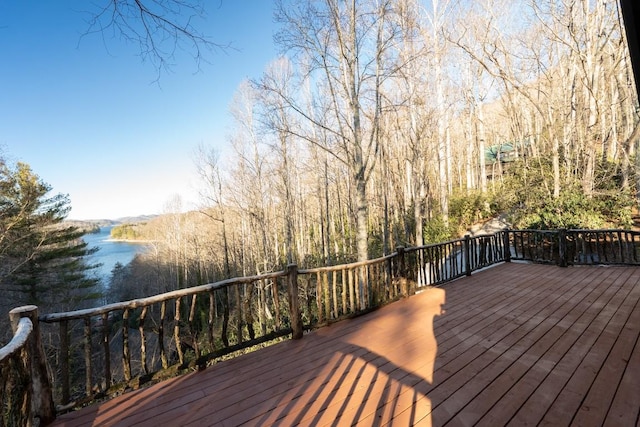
[396,247,410,296]
[60,320,70,405]
[503,230,512,262]
[558,228,568,267]
[287,264,303,339]
[464,235,472,276]
[9,306,55,426]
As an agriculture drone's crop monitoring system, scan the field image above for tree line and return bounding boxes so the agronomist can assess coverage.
[0,159,101,342]
[204,0,638,273]
[104,0,638,302]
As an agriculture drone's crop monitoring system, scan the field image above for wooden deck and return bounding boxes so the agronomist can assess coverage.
[50,262,640,426]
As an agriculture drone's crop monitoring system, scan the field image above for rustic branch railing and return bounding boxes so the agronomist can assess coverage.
[37,270,297,412]
[507,229,640,266]
[1,306,55,427]
[3,227,640,425]
[295,232,509,326]
[298,253,399,325]
[0,311,32,427]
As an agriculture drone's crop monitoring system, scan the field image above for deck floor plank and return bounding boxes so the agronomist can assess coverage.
[472,267,631,426]
[602,314,640,427]
[540,269,640,426]
[506,267,635,427]
[432,265,609,424]
[438,266,614,427]
[50,263,640,426]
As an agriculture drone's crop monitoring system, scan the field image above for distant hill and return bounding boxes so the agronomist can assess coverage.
[115,215,158,224]
[65,215,159,233]
[64,219,117,233]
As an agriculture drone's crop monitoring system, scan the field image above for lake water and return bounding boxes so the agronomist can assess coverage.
[83,226,148,284]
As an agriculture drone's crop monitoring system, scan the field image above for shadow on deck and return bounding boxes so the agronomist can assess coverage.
[51,262,640,426]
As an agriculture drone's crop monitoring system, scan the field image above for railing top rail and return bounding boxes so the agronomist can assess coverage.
[40,269,288,323]
[297,235,486,275]
[508,229,558,233]
[299,252,397,274]
[568,228,639,233]
[467,233,503,239]
[404,237,466,254]
[0,316,32,360]
[509,228,638,233]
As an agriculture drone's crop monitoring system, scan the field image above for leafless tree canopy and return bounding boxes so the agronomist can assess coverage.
[51,0,640,305]
[83,0,225,75]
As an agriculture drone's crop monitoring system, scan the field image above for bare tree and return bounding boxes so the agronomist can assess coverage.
[257,0,407,308]
[83,0,225,76]
[194,145,232,277]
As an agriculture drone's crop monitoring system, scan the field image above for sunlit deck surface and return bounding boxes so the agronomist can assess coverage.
[51,262,640,426]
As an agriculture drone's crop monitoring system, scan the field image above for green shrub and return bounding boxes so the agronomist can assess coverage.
[423,216,451,244]
[507,187,633,230]
[449,190,496,234]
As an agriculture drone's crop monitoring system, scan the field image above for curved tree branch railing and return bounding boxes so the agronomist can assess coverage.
[3,228,640,425]
[1,306,55,426]
[38,270,298,411]
[507,229,640,266]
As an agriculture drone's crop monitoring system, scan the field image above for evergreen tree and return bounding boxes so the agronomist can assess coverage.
[0,159,101,316]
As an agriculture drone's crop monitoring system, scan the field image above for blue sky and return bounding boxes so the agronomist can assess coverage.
[0,1,279,220]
